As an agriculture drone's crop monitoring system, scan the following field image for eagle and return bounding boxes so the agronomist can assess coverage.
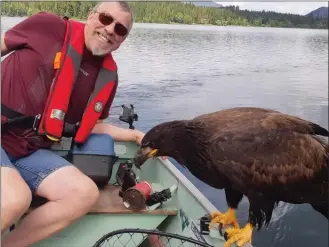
[133,107,328,247]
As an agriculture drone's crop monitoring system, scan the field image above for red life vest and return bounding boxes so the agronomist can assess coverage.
[35,19,118,144]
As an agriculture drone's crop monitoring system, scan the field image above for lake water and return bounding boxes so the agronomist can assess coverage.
[1,16,328,247]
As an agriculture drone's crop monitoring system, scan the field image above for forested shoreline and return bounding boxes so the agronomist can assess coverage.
[1,1,327,29]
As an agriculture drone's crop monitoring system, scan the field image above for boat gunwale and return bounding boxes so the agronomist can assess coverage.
[157,157,255,247]
[157,157,218,214]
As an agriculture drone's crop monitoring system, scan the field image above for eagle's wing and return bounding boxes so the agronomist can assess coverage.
[198,110,328,202]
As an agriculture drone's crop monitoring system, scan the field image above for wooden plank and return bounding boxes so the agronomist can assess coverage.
[26,184,177,216]
[88,208,178,215]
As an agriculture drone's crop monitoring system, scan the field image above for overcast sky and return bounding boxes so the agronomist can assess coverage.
[217,2,328,15]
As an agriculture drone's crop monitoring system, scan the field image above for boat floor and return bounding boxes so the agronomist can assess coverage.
[26,184,177,216]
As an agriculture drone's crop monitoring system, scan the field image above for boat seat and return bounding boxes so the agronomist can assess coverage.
[26,184,177,216]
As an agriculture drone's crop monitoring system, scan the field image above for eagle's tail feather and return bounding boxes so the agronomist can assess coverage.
[310,123,329,136]
[312,204,328,219]
[249,200,278,230]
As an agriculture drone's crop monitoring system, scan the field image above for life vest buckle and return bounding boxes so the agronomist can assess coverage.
[32,114,42,131]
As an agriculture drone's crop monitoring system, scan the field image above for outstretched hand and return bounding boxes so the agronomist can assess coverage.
[92,122,145,145]
[135,130,145,146]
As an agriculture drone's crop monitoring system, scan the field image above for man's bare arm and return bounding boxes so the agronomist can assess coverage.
[92,122,145,145]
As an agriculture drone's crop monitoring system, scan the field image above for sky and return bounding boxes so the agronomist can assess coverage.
[217,2,328,15]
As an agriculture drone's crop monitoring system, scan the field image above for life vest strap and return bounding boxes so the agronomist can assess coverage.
[1,104,77,138]
[1,104,25,118]
[1,104,41,133]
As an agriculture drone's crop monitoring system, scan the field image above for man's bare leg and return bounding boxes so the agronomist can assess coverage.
[1,166,99,247]
[1,167,32,233]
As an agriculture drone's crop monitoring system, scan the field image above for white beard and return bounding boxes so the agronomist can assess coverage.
[90,46,112,56]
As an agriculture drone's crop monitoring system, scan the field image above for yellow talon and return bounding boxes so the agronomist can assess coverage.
[209,208,240,230]
[224,223,253,247]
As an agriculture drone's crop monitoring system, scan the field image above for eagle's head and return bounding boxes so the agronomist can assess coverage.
[133,120,190,169]
[134,119,207,169]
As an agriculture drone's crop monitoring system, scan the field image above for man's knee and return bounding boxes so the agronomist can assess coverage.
[67,175,100,211]
[36,166,99,216]
[2,187,32,218]
[1,167,32,230]
[1,167,32,212]
[4,185,32,208]
[56,173,100,219]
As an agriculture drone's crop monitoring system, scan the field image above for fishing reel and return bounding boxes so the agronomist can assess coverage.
[119,104,138,129]
[116,161,138,197]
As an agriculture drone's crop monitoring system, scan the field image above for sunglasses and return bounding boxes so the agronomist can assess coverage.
[96,12,128,37]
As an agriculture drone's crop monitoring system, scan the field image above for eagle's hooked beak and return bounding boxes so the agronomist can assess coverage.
[133,147,159,169]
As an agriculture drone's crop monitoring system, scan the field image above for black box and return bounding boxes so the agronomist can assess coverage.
[70,134,118,187]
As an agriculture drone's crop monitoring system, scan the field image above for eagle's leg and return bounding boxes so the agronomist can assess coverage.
[223,205,255,247]
[210,208,240,229]
[209,188,243,230]
[223,222,253,247]
[223,198,273,247]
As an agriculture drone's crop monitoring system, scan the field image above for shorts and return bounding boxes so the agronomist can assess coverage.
[1,146,72,194]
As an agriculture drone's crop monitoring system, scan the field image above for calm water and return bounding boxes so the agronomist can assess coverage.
[1,16,328,247]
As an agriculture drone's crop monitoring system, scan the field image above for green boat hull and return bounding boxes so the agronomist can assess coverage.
[6,141,251,247]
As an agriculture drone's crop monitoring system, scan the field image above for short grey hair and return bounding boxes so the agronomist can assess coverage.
[93,1,133,21]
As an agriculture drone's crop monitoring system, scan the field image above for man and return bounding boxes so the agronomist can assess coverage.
[1,2,144,246]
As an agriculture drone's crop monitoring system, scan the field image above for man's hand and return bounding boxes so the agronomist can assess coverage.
[135,130,145,146]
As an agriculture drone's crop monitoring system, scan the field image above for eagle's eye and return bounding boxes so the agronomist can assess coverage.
[141,141,151,148]
[141,141,156,149]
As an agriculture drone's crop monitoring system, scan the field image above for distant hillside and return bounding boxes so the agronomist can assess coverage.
[306,6,328,19]
[190,1,223,8]
[1,1,327,29]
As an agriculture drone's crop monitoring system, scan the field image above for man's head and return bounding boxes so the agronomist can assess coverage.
[84,1,133,56]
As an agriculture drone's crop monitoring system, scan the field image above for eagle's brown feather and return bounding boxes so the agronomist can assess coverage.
[135,107,328,229]
[192,108,328,204]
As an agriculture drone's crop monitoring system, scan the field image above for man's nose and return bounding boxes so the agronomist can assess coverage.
[104,22,115,35]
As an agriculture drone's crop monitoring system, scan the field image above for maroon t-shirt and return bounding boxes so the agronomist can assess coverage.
[1,12,117,158]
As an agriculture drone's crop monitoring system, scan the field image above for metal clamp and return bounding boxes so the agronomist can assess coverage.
[199,214,211,235]
[32,114,41,131]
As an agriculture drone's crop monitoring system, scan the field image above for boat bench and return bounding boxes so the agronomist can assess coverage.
[26,184,178,216]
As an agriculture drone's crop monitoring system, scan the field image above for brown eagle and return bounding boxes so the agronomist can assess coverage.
[134,107,328,247]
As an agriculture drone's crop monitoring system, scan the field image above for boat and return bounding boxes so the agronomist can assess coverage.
[3,106,253,247]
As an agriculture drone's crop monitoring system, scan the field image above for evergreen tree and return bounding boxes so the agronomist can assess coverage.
[1,2,327,29]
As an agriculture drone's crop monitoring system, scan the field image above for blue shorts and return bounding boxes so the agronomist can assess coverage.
[1,147,72,194]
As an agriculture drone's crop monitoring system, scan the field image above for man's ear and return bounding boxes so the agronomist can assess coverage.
[87,10,95,21]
